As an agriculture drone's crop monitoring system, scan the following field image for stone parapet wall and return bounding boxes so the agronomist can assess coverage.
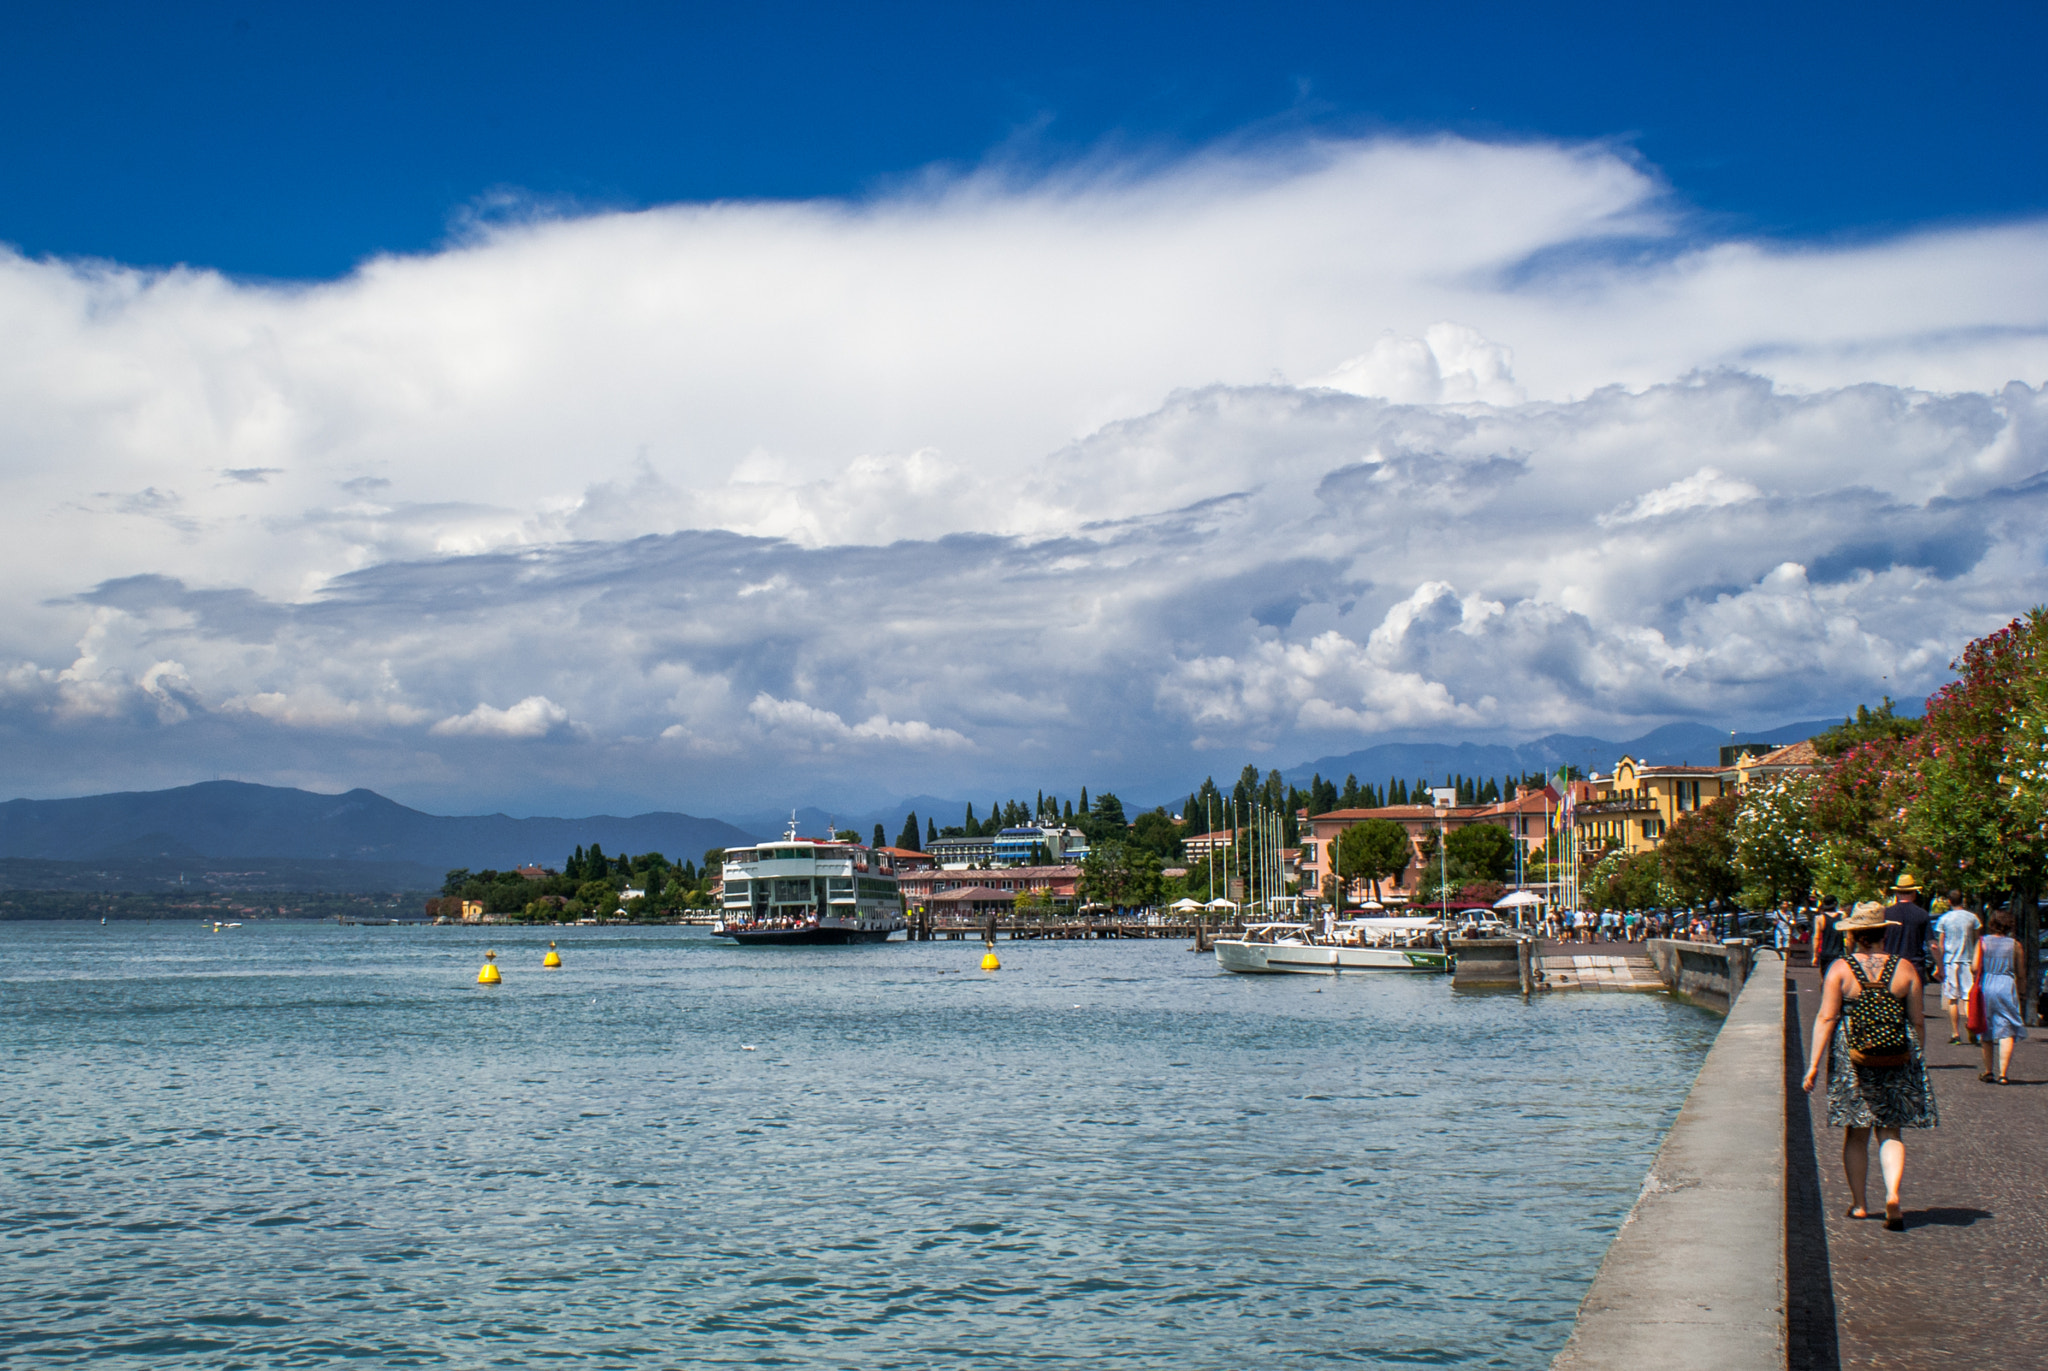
[1647,937,1754,1013]
[1553,965,1787,1369]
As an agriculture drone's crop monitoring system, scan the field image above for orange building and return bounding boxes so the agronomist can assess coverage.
[1297,785,1565,906]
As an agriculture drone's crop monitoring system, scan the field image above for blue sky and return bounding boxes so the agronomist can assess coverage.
[1,4,2045,818]
[8,1,2046,277]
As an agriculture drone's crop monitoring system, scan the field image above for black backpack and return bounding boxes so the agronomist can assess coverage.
[1844,953,1911,1068]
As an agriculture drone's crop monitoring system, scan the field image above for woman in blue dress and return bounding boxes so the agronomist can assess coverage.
[1972,909,2028,1084]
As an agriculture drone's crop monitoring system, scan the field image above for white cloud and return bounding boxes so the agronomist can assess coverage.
[747,693,973,751]
[1600,466,1765,524]
[430,696,574,739]
[1316,323,1525,405]
[0,133,2045,809]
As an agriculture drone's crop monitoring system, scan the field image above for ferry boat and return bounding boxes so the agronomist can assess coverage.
[1213,917,1451,974]
[712,821,907,945]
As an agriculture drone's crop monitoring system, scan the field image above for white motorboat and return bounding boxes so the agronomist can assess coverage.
[1213,918,1452,975]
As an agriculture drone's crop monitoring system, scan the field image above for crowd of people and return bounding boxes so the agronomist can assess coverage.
[1538,907,1710,942]
[1800,876,2031,1232]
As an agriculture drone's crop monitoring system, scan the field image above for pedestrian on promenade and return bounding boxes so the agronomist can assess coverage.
[1774,900,1795,958]
[1882,874,1934,976]
[1812,894,1844,971]
[1802,903,1938,1232]
[1932,892,1981,1046]
[1972,909,2028,1084]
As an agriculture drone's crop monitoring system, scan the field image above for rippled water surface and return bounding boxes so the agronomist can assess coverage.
[1,922,1719,1367]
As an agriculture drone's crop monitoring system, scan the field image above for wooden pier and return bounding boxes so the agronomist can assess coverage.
[910,914,1235,942]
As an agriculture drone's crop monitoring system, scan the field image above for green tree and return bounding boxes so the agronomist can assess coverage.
[1658,796,1743,906]
[440,868,472,897]
[1335,818,1412,907]
[574,877,620,916]
[1077,840,1163,911]
[1129,807,1182,860]
[1588,850,1666,911]
[896,812,922,851]
[1732,776,1821,907]
[1812,696,1921,758]
[1444,823,1515,883]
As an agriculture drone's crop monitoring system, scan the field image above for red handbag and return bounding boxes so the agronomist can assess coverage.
[1967,980,1987,1036]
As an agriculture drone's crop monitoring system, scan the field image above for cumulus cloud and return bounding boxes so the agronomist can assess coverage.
[747,694,974,751]
[0,133,2045,810]
[1599,467,1764,524]
[430,696,574,739]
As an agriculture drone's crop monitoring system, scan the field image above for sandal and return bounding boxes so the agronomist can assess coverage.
[1950,1035,1961,1044]
[1845,1205,1868,1219]
[1884,1201,1903,1231]
[1980,1071,1995,1082]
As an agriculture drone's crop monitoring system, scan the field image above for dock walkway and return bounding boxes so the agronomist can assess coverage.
[1788,965,2047,1368]
[1536,937,1667,992]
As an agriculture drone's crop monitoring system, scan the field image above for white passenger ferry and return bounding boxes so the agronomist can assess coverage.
[712,821,907,944]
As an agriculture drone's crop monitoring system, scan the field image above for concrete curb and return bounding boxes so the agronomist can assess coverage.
[1553,964,1787,1370]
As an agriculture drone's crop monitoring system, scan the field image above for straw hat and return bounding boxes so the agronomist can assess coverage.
[1890,873,1922,894]
[1835,901,1894,933]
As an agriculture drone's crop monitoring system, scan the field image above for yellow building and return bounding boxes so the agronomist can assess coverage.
[1573,756,1730,857]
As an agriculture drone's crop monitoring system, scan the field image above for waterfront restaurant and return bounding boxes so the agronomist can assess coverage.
[898,864,1080,915]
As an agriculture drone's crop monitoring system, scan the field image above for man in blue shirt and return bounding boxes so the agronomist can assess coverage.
[1931,890,1981,1045]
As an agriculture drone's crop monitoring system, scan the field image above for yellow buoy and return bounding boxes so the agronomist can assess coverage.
[980,951,1001,972]
[542,941,562,969]
[478,950,502,985]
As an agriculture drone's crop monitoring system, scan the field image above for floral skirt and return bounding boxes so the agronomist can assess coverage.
[1826,1021,1938,1129]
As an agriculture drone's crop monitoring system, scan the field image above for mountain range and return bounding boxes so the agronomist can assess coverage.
[0,712,1859,895]
[0,781,754,891]
[1274,717,1846,798]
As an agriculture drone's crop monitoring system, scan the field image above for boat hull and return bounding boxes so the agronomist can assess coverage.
[719,926,895,945]
[1213,939,1450,974]
[712,919,901,945]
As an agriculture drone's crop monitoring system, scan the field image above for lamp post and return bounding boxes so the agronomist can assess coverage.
[1430,787,1457,918]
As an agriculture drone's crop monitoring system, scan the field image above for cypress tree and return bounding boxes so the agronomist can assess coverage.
[927,817,938,844]
[873,823,886,849]
[897,812,922,851]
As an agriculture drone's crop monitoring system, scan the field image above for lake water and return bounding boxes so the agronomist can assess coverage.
[1,922,1719,1368]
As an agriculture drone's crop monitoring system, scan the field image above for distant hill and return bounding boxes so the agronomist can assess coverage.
[0,854,445,893]
[1275,716,1847,795]
[0,781,759,888]
[724,795,971,844]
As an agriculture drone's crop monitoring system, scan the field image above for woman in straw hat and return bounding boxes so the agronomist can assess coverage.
[1801,900,1938,1231]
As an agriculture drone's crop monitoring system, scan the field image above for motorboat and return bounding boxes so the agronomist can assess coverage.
[1213,917,1452,974]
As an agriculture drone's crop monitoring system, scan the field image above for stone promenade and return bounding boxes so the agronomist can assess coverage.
[1788,963,2046,1368]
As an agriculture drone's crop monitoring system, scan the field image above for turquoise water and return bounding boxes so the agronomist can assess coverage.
[1,923,1718,1368]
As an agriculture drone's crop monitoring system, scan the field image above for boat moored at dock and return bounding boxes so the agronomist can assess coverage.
[712,822,907,944]
[1213,917,1452,974]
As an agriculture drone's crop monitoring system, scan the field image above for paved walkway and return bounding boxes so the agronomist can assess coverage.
[1788,965,2046,1368]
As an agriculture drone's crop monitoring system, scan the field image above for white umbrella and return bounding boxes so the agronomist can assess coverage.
[1494,891,1543,908]
[1205,897,1238,910]
[1170,897,1204,911]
